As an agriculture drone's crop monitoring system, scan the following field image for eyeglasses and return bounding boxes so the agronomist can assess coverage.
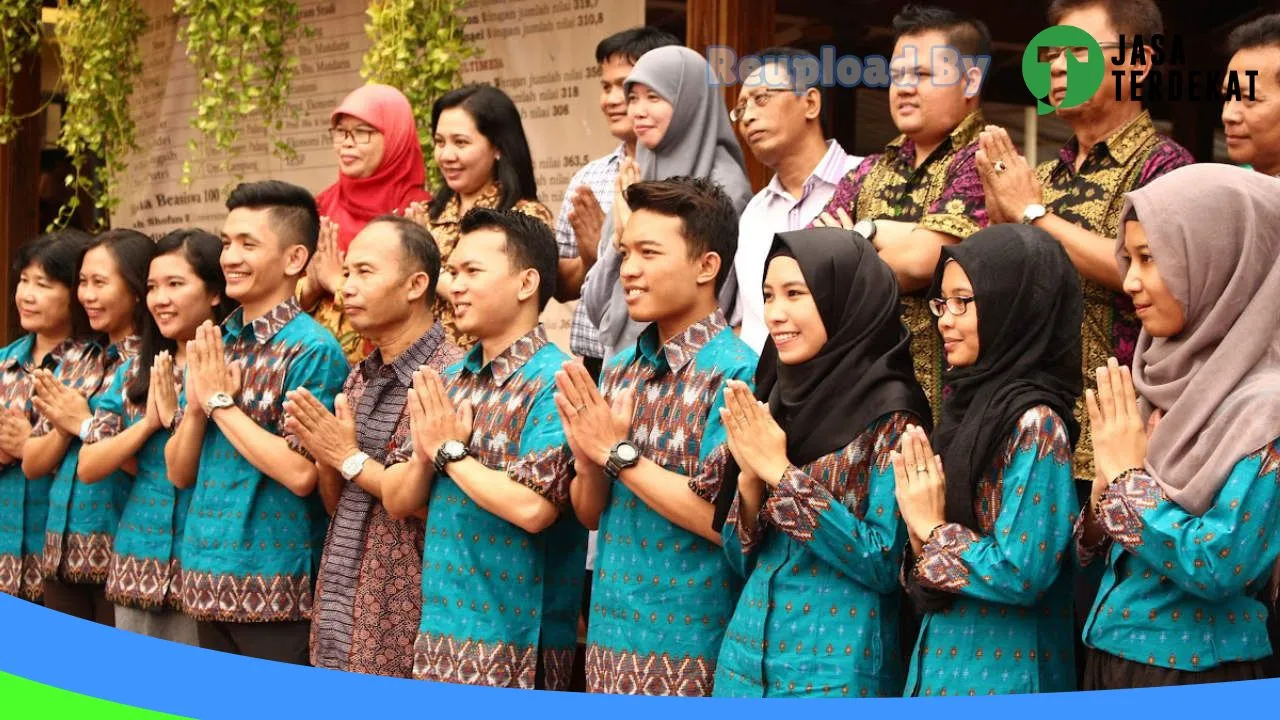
[730,88,794,124]
[928,295,976,317]
[1036,42,1122,64]
[328,127,378,146]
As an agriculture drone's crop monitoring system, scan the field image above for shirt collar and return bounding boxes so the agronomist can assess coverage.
[636,309,727,374]
[364,322,447,387]
[886,109,985,163]
[1,335,34,371]
[762,140,851,201]
[1058,111,1156,169]
[460,324,549,387]
[107,335,141,364]
[224,296,302,345]
[436,182,503,225]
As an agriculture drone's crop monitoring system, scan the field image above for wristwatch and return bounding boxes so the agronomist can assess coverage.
[78,417,93,442]
[340,451,370,481]
[434,439,470,474]
[604,440,641,477]
[852,218,877,242]
[204,392,235,418]
[1021,203,1048,225]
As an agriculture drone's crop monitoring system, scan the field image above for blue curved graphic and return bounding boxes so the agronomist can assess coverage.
[1,594,1277,718]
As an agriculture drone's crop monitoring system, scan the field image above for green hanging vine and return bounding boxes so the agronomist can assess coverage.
[0,0,42,144]
[175,0,306,186]
[362,0,478,188]
[53,0,146,227]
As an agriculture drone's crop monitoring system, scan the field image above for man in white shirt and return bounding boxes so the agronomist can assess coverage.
[732,46,862,353]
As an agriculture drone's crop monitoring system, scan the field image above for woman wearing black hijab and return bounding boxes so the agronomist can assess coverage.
[711,228,931,698]
[893,224,1082,696]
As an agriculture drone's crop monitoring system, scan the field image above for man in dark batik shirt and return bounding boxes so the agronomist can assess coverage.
[285,215,462,678]
[814,4,991,418]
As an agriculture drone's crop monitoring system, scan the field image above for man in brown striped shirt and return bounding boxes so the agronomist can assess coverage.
[284,215,462,676]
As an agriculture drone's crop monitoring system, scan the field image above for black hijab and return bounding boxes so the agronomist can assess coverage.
[907,224,1083,613]
[712,228,932,531]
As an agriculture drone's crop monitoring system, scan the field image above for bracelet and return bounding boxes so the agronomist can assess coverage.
[77,417,93,442]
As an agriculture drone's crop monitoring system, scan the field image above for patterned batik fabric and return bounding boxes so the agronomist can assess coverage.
[1078,436,1280,673]
[904,406,1078,696]
[179,297,349,623]
[428,185,555,350]
[310,322,463,677]
[1036,111,1194,482]
[40,335,140,585]
[584,310,758,697]
[0,335,79,599]
[86,355,191,611]
[411,325,586,691]
[715,412,913,698]
[816,110,988,421]
[557,145,623,360]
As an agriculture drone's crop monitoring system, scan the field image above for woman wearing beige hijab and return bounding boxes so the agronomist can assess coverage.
[1079,163,1280,688]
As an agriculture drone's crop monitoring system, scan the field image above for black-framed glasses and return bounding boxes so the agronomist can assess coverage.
[730,88,795,123]
[929,295,976,317]
[1036,42,1122,64]
[328,127,378,146]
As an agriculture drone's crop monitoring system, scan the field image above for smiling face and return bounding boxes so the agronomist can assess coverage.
[78,245,137,340]
[341,222,430,336]
[433,107,498,197]
[889,29,980,145]
[446,227,536,340]
[936,260,980,368]
[599,55,636,142]
[627,82,674,150]
[332,113,386,179]
[617,208,719,326]
[220,207,308,313]
[1222,47,1280,176]
[147,250,220,343]
[1120,219,1186,338]
[15,261,73,337]
[762,255,827,364]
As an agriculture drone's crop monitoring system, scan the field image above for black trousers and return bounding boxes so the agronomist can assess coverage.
[1083,648,1265,689]
[42,577,113,626]
[197,619,311,665]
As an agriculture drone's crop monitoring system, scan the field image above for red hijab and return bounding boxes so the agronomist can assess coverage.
[315,84,432,251]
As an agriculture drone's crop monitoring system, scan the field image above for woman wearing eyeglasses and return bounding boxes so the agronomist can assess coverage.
[894,224,1083,695]
[299,83,433,363]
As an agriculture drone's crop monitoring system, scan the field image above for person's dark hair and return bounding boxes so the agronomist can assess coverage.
[429,85,539,220]
[595,26,681,65]
[1228,13,1280,84]
[367,214,443,298]
[126,229,236,406]
[624,177,739,293]
[751,45,832,136]
[82,228,157,347]
[458,208,557,311]
[893,3,992,58]
[15,228,94,338]
[1047,0,1163,41]
[225,180,321,255]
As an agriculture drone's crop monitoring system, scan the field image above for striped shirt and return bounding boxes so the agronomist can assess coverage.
[310,322,462,677]
[557,145,625,360]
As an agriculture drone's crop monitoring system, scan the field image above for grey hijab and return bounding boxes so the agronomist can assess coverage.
[1118,164,1280,515]
[580,46,753,360]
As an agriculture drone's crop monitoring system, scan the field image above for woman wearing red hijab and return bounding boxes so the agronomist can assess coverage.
[298,83,432,362]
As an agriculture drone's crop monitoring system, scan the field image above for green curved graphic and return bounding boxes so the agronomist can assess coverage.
[1022,25,1106,114]
[0,671,190,719]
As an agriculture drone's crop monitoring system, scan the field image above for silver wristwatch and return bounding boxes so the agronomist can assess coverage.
[1021,203,1047,225]
[852,218,877,241]
[340,451,370,481]
[204,392,234,418]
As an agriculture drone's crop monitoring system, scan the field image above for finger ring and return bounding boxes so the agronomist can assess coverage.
[993,160,1007,173]
[575,405,587,414]
[915,465,927,474]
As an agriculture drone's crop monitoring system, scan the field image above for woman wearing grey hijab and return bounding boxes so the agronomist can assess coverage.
[580,45,754,362]
[1079,163,1280,688]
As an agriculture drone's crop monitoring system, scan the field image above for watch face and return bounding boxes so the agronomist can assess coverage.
[852,220,875,239]
[443,440,467,459]
[616,443,639,462]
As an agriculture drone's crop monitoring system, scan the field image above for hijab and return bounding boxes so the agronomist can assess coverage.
[315,83,433,252]
[712,228,931,531]
[908,225,1083,613]
[1118,164,1280,516]
[583,46,755,359]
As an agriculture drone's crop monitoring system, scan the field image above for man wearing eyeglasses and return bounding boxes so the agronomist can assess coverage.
[732,47,862,354]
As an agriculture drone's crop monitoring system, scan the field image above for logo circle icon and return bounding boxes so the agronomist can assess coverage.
[1023,26,1107,115]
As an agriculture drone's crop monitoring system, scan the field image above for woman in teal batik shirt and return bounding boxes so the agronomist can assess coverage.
[712,228,933,698]
[894,224,1083,696]
[1080,165,1280,688]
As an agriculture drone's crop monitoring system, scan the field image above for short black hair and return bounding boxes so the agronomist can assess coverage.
[750,45,832,136]
[1048,0,1163,40]
[893,4,991,58]
[595,26,681,65]
[1228,14,1280,83]
[367,214,443,299]
[15,228,94,338]
[225,180,321,255]
[458,208,558,311]
[624,177,739,293]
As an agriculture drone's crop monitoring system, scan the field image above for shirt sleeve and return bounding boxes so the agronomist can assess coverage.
[761,414,910,594]
[687,360,757,503]
[555,171,584,259]
[721,489,765,578]
[916,145,987,239]
[282,339,351,460]
[505,380,573,508]
[1093,440,1280,602]
[810,157,876,225]
[913,408,1078,606]
[1135,140,1196,187]
[83,359,133,444]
